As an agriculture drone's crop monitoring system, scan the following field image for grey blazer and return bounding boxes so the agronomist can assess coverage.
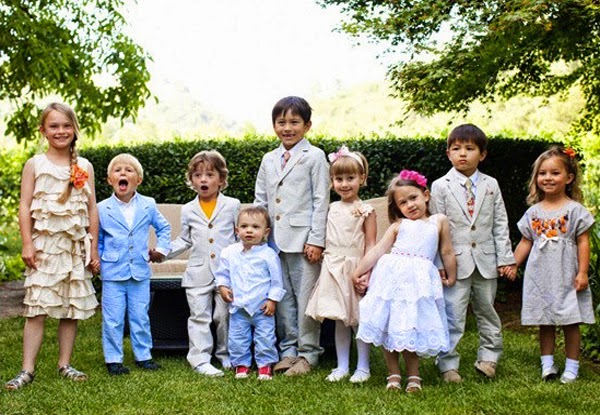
[168,193,240,288]
[254,139,330,253]
[430,169,515,280]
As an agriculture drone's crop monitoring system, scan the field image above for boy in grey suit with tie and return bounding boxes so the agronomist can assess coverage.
[430,124,516,383]
[254,96,330,376]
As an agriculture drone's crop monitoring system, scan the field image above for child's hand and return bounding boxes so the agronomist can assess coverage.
[148,249,165,263]
[21,243,37,270]
[354,273,369,295]
[574,272,589,292]
[88,258,101,275]
[440,270,456,287]
[499,265,517,281]
[219,286,234,303]
[261,299,277,316]
[304,244,323,263]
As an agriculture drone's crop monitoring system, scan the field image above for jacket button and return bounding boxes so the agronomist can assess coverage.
[471,242,476,248]
[471,225,476,231]
[275,215,280,221]
[208,223,213,229]
[209,238,214,243]
[276,198,281,203]
[210,253,216,259]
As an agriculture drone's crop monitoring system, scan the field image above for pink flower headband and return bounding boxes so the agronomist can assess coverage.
[398,170,427,188]
[328,145,364,167]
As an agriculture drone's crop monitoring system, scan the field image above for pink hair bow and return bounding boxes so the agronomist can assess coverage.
[328,145,352,163]
[398,170,427,188]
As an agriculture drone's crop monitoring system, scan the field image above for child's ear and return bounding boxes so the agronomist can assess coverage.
[423,189,431,201]
[479,150,488,162]
[567,173,575,184]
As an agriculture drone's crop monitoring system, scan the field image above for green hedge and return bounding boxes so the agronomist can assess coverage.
[81,135,550,245]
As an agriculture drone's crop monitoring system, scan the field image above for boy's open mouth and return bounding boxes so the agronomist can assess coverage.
[118,179,129,191]
[200,185,209,191]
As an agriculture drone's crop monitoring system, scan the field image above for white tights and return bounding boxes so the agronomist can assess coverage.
[334,320,370,373]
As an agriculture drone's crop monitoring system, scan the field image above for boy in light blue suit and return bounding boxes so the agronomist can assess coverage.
[254,96,330,376]
[98,154,171,376]
[430,124,516,383]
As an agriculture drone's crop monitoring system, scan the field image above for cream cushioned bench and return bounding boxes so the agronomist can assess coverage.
[149,197,390,277]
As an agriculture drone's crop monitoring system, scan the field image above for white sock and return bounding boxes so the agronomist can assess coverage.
[564,358,579,378]
[355,337,371,373]
[541,355,554,371]
[334,321,351,373]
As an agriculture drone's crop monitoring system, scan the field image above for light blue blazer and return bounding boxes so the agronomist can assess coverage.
[430,168,515,280]
[254,139,330,253]
[98,194,171,281]
[167,194,240,288]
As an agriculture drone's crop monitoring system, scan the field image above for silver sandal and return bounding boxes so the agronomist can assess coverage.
[5,370,35,391]
[58,365,88,382]
[405,375,422,393]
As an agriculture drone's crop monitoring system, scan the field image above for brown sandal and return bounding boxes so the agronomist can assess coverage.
[58,365,88,382]
[5,370,35,391]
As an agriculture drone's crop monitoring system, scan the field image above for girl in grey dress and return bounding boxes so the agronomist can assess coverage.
[513,146,595,384]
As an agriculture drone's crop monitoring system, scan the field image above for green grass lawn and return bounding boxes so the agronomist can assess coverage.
[1,313,599,415]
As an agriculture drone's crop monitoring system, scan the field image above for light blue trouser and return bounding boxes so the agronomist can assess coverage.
[228,306,278,368]
[276,252,323,366]
[436,269,503,373]
[102,279,152,363]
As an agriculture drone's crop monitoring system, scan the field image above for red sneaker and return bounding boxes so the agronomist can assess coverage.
[235,366,250,379]
[258,366,273,381]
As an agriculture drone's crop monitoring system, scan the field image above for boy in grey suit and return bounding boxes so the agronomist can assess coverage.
[430,124,516,383]
[254,96,330,376]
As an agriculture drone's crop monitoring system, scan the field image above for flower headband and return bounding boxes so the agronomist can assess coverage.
[398,170,427,188]
[563,147,576,159]
[328,145,364,168]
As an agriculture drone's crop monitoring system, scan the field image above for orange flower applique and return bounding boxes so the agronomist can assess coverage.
[563,148,577,158]
[70,164,89,189]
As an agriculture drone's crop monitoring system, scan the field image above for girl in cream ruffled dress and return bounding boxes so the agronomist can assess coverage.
[5,103,100,391]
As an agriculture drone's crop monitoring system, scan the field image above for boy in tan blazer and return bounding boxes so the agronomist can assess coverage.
[167,151,241,376]
[430,124,516,383]
[254,96,330,376]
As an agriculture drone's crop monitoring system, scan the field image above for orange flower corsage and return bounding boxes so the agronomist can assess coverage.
[563,148,576,158]
[70,164,89,189]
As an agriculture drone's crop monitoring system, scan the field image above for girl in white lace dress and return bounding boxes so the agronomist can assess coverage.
[513,146,595,384]
[352,170,457,393]
[5,103,99,391]
[306,146,377,384]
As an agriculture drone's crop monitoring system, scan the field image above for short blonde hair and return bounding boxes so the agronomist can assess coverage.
[107,153,144,179]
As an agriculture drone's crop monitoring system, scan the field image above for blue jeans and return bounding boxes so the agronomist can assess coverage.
[228,305,278,368]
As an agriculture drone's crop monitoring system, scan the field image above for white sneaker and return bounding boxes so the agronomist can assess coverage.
[560,371,577,384]
[349,369,371,384]
[542,365,558,381]
[194,363,224,377]
[325,368,349,382]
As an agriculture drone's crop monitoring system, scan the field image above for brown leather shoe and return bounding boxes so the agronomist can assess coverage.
[273,356,297,372]
[284,357,311,376]
[442,369,462,383]
[474,361,497,378]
